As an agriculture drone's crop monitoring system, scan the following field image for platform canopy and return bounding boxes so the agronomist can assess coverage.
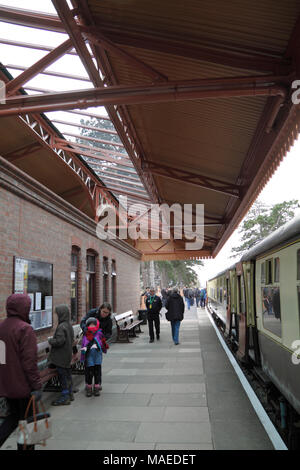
[0,1,300,260]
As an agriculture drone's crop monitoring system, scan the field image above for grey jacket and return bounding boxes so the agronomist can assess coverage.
[48,305,74,369]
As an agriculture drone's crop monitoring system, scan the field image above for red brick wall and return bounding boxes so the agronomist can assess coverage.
[0,184,141,343]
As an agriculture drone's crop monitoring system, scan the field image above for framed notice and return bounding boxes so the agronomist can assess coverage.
[13,257,53,331]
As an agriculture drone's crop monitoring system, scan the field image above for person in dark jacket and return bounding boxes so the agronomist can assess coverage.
[165,287,185,345]
[195,287,201,307]
[0,294,42,449]
[48,304,74,406]
[80,302,112,340]
[145,288,162,343]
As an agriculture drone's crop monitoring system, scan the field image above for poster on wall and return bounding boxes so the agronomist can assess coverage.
[14,257,53,331]
[28,293,34,311]
[35,292,42,311]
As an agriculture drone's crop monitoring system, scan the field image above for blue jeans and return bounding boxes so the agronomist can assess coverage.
[56,366,73,395]
[171,320,181,344]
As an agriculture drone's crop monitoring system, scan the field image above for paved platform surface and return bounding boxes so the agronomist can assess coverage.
[2,305,274,450]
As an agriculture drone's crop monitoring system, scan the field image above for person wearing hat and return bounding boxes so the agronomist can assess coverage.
[48,304,74,406]
[0,294,42,449]
[80,317,109,397]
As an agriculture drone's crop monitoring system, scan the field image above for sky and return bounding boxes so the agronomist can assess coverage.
[0,0,300,286]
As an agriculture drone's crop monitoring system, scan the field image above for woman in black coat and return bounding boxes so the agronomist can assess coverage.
[165,288,185,345]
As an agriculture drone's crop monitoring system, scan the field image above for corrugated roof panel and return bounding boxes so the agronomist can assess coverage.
[88,0,299,53]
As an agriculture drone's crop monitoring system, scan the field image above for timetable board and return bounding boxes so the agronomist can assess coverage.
[14,257,53,331]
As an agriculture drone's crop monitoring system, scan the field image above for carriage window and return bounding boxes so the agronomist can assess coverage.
[261,286,281,337]
[238,275,246,314]
[266,259,273,284]
[274,258,280,283]
[261,262,266,284]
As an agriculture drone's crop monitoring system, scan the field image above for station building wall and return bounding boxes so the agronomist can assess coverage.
[0,159,141,343]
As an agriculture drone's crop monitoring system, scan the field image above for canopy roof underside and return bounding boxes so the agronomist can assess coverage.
[0,1,300,260]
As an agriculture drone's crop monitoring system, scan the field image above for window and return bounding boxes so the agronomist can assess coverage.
[238,275,246,314]
[260,257,281,337]
[71,248,80,323]
[111,260,117,312]
[261,262,266,284]
[266,259,273,284]
[103,257,109,303]
[14,257,53,331]
[261,286,281,337]
[86,252,96,311]
[274,257,280,283]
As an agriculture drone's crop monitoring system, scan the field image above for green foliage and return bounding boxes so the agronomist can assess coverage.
[154,259,203,287]
[231,199,300,257]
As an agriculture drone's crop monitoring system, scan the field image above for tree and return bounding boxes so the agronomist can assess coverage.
[141,259,203,288]
[231,199,300,257]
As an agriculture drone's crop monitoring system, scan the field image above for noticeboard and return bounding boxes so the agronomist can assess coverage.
[14,257,53,331]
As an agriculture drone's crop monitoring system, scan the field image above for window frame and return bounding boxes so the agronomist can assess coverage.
[70,247,80,324]
[86,251,97,312]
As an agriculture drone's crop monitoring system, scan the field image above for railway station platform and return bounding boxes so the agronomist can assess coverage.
[2,305,274,451]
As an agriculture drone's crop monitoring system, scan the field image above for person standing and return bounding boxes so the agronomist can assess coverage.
[165,287,185,345]
[0,294,42,450]
[183,286,189,305]
[80,317,109,397]
[48,304,74,406]
[203,288,207,307]
[145,288,162,343]
[195,287,201,307]
[186,287,195,310]
[200,288,205,307]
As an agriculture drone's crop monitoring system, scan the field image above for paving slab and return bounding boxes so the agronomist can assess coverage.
[1,304,275,450]
[135,422,212,444]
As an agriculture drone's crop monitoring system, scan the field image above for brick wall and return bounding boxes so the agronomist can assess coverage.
[0,166,141,343]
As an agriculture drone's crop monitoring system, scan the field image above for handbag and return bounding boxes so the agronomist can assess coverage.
[0,396,10,418]
[16,396,52,449]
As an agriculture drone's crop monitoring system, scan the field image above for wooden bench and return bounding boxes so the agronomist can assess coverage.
[38,324,83,391]
[114,310,144,343]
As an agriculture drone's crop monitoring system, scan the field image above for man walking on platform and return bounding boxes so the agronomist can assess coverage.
[165,287,185,345]
[145,288,162,343]
[195,287,201,307]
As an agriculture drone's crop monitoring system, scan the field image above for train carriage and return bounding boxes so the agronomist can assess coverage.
[207,213,300,448]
